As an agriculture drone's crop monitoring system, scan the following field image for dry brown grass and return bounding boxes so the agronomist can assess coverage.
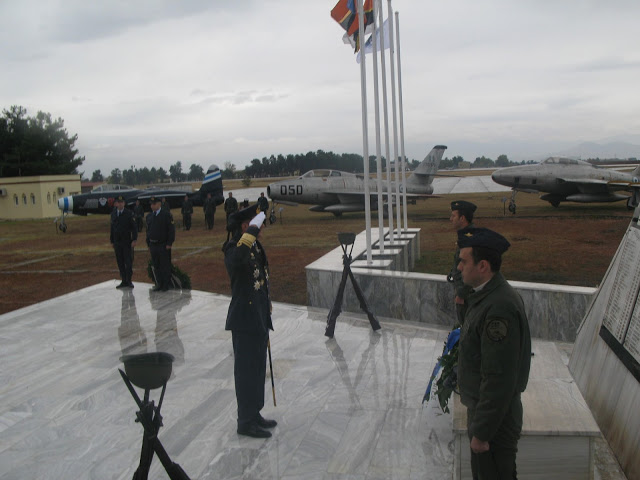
[0,191,632,315]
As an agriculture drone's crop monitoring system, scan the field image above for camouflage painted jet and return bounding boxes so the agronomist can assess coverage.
[56,164,223,231]
[267,145,447,216]
[491,157,640,212]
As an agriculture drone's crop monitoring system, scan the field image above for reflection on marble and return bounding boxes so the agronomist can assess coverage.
[0,281,455,479]
[307,230,597,342]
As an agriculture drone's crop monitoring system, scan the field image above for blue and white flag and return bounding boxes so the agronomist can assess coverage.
[356,18,390,64]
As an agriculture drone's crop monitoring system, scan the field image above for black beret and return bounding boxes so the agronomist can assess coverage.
[115,195,126,202]
[451,200,477,213]
[227,203,262,231]
[457,227,510,254]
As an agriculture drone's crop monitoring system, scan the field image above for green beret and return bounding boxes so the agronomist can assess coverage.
[457,227,510,254]
[451,200,477,213]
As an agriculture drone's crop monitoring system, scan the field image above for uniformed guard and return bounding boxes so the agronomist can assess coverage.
[224,191,239,223]
[204,192,216,230]
[181,195,193,231]
[146,196,175,292]
[133,199,145,233]
[110,195,138,289]
[447,200,477,326]
[456,227,531,479]
[223,203,276,438]
[257,192,269,213]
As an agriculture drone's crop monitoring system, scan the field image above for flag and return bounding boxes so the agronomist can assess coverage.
[356,17,390,64]
[331,0,374,52]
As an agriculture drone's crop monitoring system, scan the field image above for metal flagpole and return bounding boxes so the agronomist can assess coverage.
[356,0,372,264]
[387,0,401,238]
[395,11,408,233]
[377,1,394,245]
[371,0,385,254]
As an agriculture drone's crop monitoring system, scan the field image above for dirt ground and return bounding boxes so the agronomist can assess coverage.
[0,193,633,315]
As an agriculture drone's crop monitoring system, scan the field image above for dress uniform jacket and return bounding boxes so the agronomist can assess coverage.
[110,207,138,245]
[458,272,531,442]
[146,210,175,247]
[224,225,273,335]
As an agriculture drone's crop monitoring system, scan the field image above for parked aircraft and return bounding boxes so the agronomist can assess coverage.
[491,157,640,212]
[267,145,447,216]
[56,164,223,231]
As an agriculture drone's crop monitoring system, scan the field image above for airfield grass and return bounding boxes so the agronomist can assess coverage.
[0,190,632,315]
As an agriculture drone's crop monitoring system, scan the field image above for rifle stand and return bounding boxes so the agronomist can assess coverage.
[325,233,381,338]
[119,352,191,480]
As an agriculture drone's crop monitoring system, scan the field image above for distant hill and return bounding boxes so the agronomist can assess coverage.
[552,141,640,160]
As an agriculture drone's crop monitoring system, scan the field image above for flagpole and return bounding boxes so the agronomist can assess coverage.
[357,0,372,264]
[396,12,408,233]
[387,0,401,238]
[371,1,385,254]
[376,0,394,245]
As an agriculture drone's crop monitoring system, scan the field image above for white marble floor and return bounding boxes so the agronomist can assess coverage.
[0,281,456,480]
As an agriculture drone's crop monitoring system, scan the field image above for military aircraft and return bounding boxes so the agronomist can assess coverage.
[56,164,223,231]
[267,145,447,216]
[491,157,640,212]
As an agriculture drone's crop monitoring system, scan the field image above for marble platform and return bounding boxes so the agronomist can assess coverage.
[307,230,596,342]
[0,282,626,479]
[0,281,455,480]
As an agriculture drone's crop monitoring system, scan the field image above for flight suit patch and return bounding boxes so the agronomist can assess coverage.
[486,319,508,342]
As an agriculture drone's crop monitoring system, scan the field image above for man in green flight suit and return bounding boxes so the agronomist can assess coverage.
[456,227,531,479]
[447,200,476,326]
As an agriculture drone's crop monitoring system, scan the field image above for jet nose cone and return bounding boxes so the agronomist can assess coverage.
[58,196,72,212]
[491,170,505,185]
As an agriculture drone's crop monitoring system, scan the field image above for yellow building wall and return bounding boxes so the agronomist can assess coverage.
[0,175,81,219]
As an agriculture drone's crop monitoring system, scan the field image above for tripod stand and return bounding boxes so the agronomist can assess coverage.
[119,352,191,480]
[325,233,381,338]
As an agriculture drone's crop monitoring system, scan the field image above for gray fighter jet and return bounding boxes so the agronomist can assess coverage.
[491,157,640,212]
[267,145,447,216]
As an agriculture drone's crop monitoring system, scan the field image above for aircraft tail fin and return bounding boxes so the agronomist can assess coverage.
[632,163,640,178]
[407,145,447,186]
[197,165,224,205]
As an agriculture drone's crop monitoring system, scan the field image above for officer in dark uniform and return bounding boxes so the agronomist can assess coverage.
[456,227,531,479]
[224,192,239,223]
[161,197,171,214]
[146,196,175,292]
[110,195,138,289]
[447,200,476,326]
[181,195,193,231]
[257,192,269,213]
[223,204,276,438]
[133,199,145,233]
[204,193,216,230]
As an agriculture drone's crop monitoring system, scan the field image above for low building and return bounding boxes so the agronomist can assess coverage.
[0,174,81,219]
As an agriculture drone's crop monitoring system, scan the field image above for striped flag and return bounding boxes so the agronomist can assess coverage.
[331,0,374,52]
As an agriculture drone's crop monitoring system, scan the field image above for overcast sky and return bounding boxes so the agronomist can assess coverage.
[2,0,639,177]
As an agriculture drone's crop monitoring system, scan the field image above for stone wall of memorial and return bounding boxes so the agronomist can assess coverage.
[569,214,640,480]
[306,229,596,342]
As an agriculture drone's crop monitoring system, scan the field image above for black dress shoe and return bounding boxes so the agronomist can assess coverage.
[256,416,277,429]
[152,285,162,292]
[116,282,126,289]
[237,423,272,438]
[126,282,134,289]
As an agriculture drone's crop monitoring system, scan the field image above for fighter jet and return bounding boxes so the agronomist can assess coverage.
[56,164,223,231]
[491,157,640,212]
[267,145,447,216]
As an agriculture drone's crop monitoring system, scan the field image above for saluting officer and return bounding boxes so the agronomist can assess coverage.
[146,196,175,292]
[447,200,477,326]
[223,204,276,438]
[110,195,138,289]
[456,227,531,479]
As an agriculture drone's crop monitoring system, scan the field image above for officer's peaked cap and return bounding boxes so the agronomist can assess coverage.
[227,203,261,232]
